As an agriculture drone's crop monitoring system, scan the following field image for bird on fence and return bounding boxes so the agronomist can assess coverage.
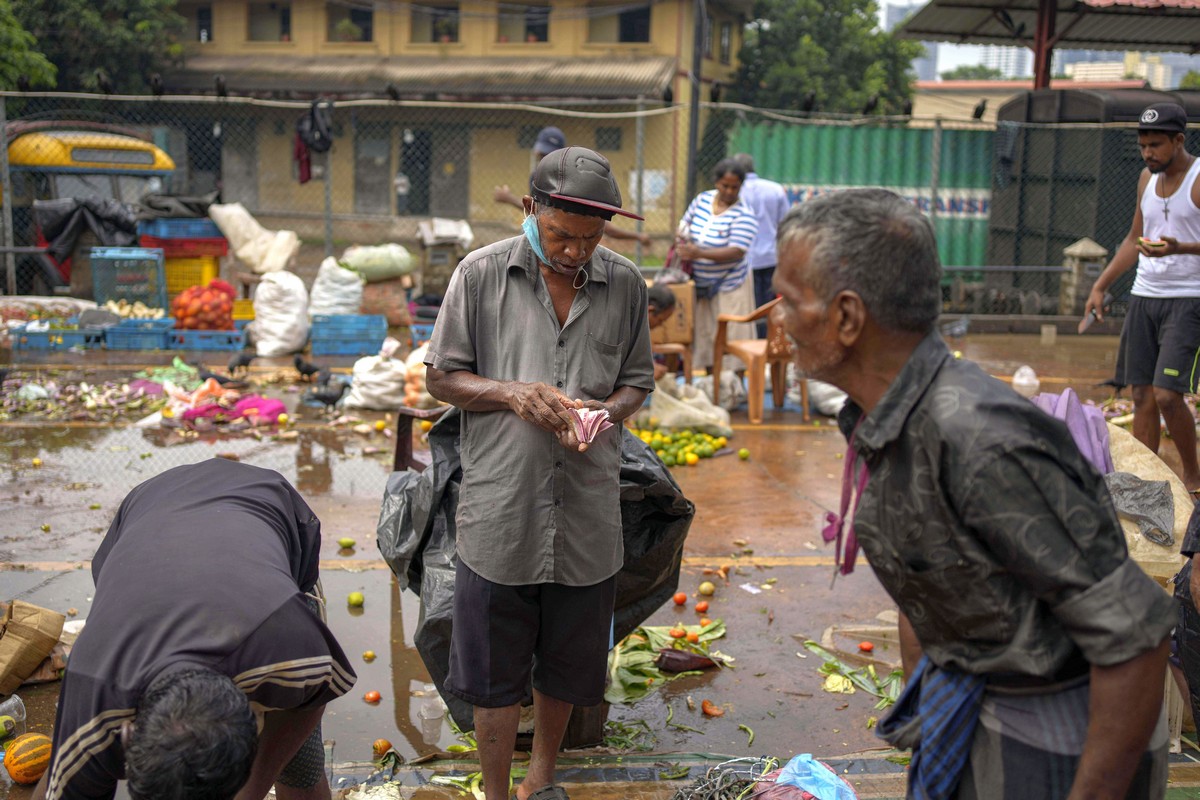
[15,75,30,93]
[972,98,988,121]
[861,95,879,115]
[304,379,348,412]
[294,355,322,382]
[385,82,402,101]
[215,74,228,98]
[95,70,114,95]
[800,91,817,113]
[228,351,255,376]
[940,315,970,340]
[901,99,913,117]
[150,73,164,97]
[662,86,674,105]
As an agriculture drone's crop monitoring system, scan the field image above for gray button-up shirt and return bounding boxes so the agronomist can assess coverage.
[840,331,1174,678]
[425,235,655,586]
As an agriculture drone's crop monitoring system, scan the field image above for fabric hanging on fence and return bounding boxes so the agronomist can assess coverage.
[294,133,312,185]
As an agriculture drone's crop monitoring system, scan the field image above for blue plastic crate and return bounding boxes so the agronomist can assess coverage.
[311,314,388,338]
[137,218,223,239]
[410,322,435,346]
[106,326,171,350]
[12,320,105,350]
[311,336,385,356]
[115,317,175,332]
[168,329,247,351]
[91,247,167,310]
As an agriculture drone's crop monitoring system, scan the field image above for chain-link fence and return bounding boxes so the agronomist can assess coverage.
[0,91,1160,317]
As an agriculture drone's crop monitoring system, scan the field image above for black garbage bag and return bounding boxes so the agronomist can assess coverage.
[34,197,138,263]
[377,407,695,731]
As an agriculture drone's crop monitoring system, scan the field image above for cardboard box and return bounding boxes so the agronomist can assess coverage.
[648,280,695,345]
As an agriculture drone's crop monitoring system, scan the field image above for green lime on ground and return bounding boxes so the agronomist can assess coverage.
[347,591,365,607]
[738,448,751,461]
[337,537,356,549]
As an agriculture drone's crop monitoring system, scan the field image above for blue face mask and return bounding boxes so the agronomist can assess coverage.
[522,211,550,266]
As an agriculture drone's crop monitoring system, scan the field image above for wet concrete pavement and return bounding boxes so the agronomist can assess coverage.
[3,333,1200,798]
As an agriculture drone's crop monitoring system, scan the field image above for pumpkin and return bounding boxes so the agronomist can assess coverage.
[4,732,51,785]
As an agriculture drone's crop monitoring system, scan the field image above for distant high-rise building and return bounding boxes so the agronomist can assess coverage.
[884,2,939,82]
[979,45,1032,79]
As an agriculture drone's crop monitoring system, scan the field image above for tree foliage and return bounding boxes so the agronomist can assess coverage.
[731,0,920,115]
[14,0,185,94]
[0,1,55,90]
[1180,70,1200,91]
[940,64,1005,81]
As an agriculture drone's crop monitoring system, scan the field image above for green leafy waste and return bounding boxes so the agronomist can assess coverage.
[803,640,904,710]
[605,620,732,705]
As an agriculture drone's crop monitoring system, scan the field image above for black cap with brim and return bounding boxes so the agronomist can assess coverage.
[531,146,644,221]
[1139,103,1187,135]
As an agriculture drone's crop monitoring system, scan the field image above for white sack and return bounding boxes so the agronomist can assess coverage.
[344,354,407,410]
[250,271,309,357]
[309,257,364,318]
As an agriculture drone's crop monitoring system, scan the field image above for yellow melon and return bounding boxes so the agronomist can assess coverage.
[4,732,51,785]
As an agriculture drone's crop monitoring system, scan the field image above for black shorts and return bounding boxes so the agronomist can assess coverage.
[445,559,615,708]
[1115,295,1200,394]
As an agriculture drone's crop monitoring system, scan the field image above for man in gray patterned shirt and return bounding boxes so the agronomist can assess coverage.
[426,146,654,800]
[771,188,1174,799]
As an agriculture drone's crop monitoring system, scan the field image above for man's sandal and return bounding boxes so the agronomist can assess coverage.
[524,786,570,800]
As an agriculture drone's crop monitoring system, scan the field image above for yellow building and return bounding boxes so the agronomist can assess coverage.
[164,0,750,240]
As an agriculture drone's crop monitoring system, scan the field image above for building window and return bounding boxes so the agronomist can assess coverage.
[196,5,213,42]
[497,2,549,43]
[703,15,713,58]
[719,22,731,64]
[413,2,460,42]
[328,3,373,42]
[248,3,291,42]
[596,127,622,151]
[588,2,650,43]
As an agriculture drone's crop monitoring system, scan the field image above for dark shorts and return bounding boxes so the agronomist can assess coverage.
[1115,295,1200,394]
[445,559,616,708]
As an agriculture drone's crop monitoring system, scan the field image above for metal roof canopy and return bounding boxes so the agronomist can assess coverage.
[898,0,1200,89]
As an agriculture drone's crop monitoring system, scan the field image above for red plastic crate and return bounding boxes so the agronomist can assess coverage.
[139,235,228,258]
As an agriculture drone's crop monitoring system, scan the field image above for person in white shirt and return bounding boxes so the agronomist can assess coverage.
[733,153,791,337]
[1086,102,1200,492]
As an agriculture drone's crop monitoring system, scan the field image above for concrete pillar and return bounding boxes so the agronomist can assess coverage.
[1059,237,1108,316]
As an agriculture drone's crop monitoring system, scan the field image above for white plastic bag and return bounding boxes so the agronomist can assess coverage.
[692,370,746,412]
[647,377,733,437]
[250,271,309,357]
[309,257,364,317]
[344,354,408,410]
[341,244,415,283]
[209,202,300,274]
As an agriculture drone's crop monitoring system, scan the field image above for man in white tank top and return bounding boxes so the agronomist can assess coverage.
[1086,102,1200,494]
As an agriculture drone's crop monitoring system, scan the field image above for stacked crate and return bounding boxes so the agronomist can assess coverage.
[310,314,388,356]
[137,219,228,301]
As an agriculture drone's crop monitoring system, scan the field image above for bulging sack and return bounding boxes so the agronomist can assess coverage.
[251,271,309,357]
[309,257,364,317]
[344,354,407,410]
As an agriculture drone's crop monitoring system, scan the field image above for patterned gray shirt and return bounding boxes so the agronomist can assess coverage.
[840,332,1174,678]
[425,235,655,586]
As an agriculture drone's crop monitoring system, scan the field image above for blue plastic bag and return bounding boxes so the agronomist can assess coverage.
[776,754,858,800]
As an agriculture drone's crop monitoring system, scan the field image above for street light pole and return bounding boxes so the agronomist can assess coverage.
[685,0,705,203]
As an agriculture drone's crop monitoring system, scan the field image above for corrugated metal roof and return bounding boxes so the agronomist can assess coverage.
[165,55,677,100]
[899,0,1200,52]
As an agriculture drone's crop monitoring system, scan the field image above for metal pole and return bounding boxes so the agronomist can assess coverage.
[929,117,942,232]
[684,0,705,203]
[0,97,15,295]
[324,148,333,259]
[635,95,646,265]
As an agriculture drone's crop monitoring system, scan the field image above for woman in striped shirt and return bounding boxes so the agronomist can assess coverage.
[675,158,760,372]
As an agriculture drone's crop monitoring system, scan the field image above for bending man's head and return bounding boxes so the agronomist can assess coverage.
[124,668,258,800]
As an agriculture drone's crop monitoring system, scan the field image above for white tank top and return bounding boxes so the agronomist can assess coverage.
[1134,155,1200,298]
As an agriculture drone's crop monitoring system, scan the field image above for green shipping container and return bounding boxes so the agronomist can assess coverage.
[728,122,993,268]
